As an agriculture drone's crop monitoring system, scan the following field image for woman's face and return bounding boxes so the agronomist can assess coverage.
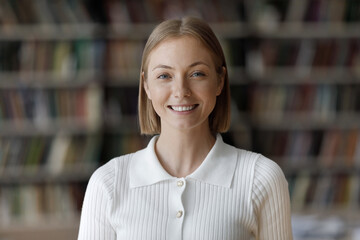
[144,35,224,133]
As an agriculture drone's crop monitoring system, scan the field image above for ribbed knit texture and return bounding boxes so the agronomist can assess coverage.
[78,146,293,240]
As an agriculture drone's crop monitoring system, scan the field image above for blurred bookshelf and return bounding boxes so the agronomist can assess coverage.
[1,0,360,239]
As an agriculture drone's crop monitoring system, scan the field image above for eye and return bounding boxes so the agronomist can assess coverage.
[157,73,171,79]
[191,71,206,78]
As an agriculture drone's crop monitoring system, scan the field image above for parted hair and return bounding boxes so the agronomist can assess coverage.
[138,16,231,135]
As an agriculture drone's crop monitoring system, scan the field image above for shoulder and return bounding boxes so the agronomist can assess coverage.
[253,154,287,187]
[226,144,262,176]
[87,153,136,200]
[251,154,289,207]
[222,138,284,179]
[231,144,285,182]
[230,146,287,193]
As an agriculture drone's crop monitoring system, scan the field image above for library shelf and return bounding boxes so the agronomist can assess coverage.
[0,116,102,132]
[254,22,360,39]
[0,164,97,184]
[280,160,360,174]
[243,112,360,130]
[0,24,101,40]
[0,117,101,137]
[0,71,101,88]
[0,21,250,41]
[248,67,360,85]
[2,21,360,41]
[105,22,360,40]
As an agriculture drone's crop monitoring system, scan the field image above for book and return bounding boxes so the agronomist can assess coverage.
[312,174,333,208]
[0,183,85,225]
[344,0,360,22]
[0,0,19,26]
[32,0,55,25]
[46,134,71,174]
[285,0,309,22]
[105,40,143,80]
[327,0,346,22]
[291,172,311,210]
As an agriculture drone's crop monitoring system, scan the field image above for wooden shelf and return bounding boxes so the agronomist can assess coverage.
[0,119,101,136]
[277,159,360,174]
[0,23,101,40]
[255,22,360,39]
[108,22,360,39]
[0,71,101,89]
[3,21,359,41]
[0,164,96,184]
[249,67,360,84]
[243,112,360,130]
[0,22,249,41]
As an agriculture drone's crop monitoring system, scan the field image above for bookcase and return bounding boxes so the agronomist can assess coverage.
[0,1,104,239]
[1,0,360,239]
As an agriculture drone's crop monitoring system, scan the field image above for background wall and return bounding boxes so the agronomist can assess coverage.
[1,0,360,239]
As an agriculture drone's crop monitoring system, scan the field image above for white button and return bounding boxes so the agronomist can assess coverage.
[177,180,184,187]
[176,210,183,218]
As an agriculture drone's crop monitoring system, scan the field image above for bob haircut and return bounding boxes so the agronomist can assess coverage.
[138,16,231,135]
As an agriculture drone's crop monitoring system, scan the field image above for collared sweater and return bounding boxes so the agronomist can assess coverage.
[78,134,293,240]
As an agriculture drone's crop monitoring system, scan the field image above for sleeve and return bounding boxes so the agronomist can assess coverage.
[252,155,293,240]
[77,161,117,240]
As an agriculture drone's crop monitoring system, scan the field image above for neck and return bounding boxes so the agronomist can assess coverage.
[155,127,216,178]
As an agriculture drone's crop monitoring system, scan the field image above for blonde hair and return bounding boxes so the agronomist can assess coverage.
[138,16,231,135]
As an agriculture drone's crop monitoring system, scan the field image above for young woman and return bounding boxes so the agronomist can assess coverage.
[78,17,293,240]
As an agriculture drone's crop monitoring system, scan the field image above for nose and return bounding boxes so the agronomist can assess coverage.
[173,77,191,98]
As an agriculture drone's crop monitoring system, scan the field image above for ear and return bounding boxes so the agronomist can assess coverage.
[216,66,226,96]
[142,72,152,100]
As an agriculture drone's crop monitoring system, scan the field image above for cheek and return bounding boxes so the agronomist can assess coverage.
[147,85,168,107]
[195,83,220,100]
[150,84,166,96]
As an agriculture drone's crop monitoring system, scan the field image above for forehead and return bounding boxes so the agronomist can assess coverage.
[153,35,205,50]
[147,35,214,67]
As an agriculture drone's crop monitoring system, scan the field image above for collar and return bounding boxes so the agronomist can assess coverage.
[129,134,238,189]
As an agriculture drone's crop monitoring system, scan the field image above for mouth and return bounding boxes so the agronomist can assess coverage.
[168,104,198,112]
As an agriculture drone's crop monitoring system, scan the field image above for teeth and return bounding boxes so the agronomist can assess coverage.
[171,105,196,112]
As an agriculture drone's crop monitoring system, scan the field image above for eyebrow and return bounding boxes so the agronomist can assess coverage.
[189,61,210,68]
[152,64,173,71]
[152,61,210,71]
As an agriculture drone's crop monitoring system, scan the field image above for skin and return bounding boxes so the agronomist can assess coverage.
[143,35,225,178]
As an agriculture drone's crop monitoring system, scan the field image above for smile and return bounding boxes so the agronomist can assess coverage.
[169,105,198,112]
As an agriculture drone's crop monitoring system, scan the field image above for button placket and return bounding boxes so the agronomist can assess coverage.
[175,178,186,218]
[167,178,186,240]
